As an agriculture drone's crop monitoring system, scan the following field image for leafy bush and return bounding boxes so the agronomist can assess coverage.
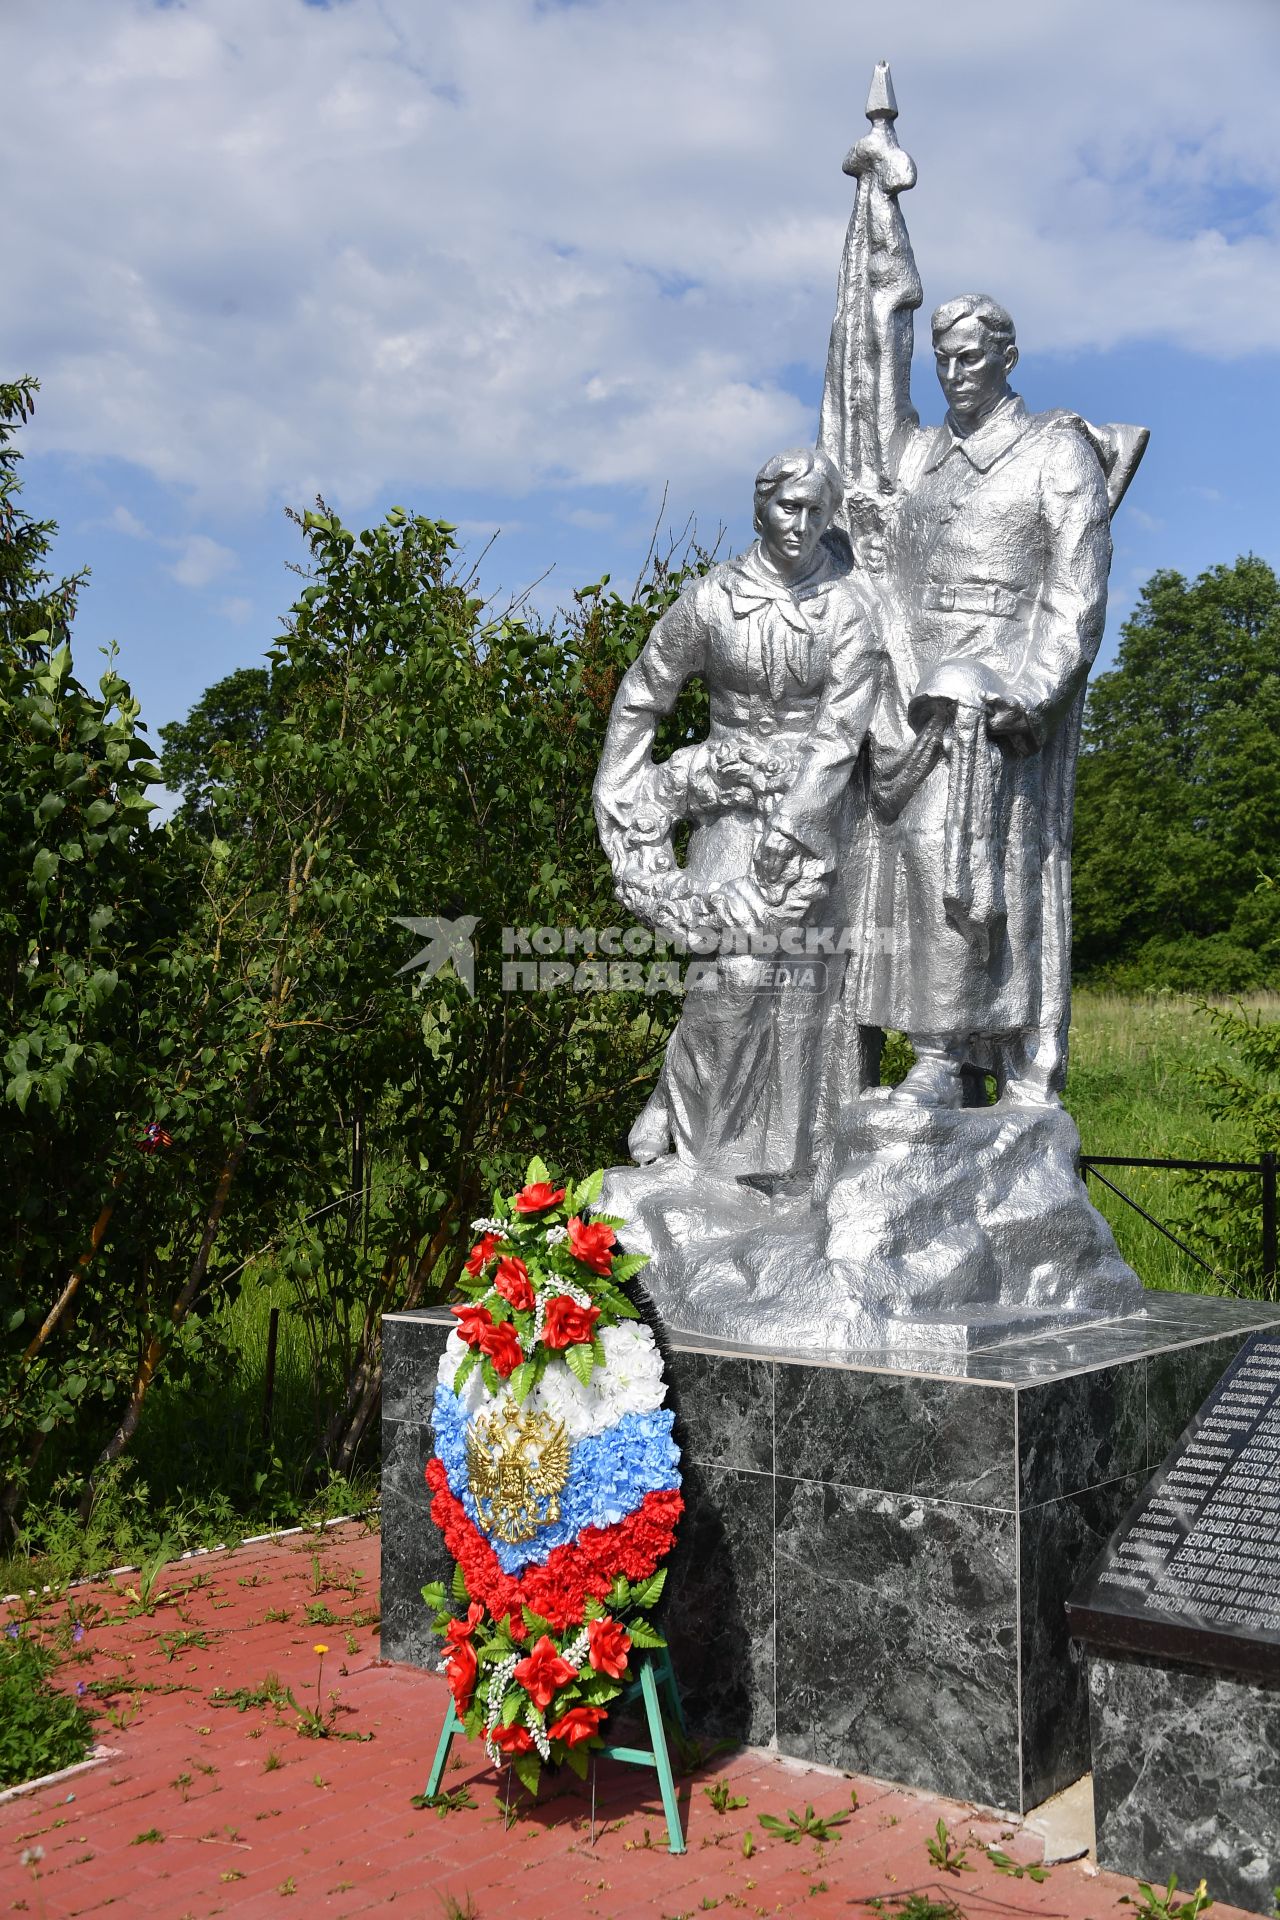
[0,1629,93,1789]
[1180,992,1280,1291]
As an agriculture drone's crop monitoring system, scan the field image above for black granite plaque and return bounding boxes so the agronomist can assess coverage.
[1069,1332,1280,1680]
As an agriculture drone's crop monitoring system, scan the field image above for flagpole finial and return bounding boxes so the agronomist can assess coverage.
[866,61,897,121]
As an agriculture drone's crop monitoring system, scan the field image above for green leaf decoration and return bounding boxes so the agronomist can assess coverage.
[508,1359,537,1406]
[480,1356,500,1394]
[451,1347,479,1397]
[451,1563,471,1605]
[563,1744,589,1780]
[513,1750,541,1798]
[627,1617,665,1649]
[522,1606,551,1637]
[420,1582,446,1611]
[501,1689,524,1726]
[525,1154,551,1186]
[564,1341,594,1388]
[611,1253,651,1283]
[632,1568,667,1609]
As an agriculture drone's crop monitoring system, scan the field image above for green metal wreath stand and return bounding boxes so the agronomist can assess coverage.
[423,1645,687,1854]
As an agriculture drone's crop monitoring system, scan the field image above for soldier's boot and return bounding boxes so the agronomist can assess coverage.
[888,1035,965,1109]
[1000,1028,1065,1108]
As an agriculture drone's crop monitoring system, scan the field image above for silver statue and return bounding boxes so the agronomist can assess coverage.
[595,446,882,1182]
[596,64,1150,1352]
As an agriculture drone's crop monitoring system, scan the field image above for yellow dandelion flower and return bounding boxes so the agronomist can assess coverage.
[312,1642,329,1654]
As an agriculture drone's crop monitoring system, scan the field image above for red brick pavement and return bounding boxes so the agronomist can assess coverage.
[0,1522,1261,1920]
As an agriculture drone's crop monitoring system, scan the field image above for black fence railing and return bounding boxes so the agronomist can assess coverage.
[1079,1150,1278,1295]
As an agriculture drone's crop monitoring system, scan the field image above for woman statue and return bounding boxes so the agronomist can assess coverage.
[593,446,883,1183]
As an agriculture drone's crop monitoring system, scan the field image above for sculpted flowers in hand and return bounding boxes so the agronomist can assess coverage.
[566,1216,616,1276]
[542,1295,601,1350]
[494,1255,535,1311]
[514,1181,566,1214]
[513,1634,578,1711]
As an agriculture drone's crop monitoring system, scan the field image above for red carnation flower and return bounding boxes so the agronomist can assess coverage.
[566,1215,616,1276]
[542,1295,600,1350]
[514,1181,566,1214]
[513,1634,577,1712]
[494,1255,535,1312]
[547,1704,606,1748]
[423,1460,682,1633]
[478,1318,523,1378]
[490,1721,535,1755]
[586,1615,631,1679]
[451,1303,494,1349]
[442,1636,477,1712]
[465,1233,501,1277]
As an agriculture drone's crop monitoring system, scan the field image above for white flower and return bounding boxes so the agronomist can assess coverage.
[597,1322,667,1416]
[523,1322,666,1439]
[543,1225,569,1246]
[438,1329,488,1417]
[470,1217,507,1235]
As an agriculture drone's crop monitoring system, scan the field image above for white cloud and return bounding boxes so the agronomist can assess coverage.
[167,533,236,588]
[219,594,254,625]
[1,0,1277,521]
[108,504,149,539]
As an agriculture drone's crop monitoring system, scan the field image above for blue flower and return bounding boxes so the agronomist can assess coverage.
[431,1384,680,1576]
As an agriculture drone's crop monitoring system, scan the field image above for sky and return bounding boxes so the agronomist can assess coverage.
[3,0,1279,758]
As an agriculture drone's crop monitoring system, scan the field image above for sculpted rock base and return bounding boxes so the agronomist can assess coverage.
[602,1102,1144,1355]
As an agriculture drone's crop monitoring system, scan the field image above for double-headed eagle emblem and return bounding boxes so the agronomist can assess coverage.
[466,1400,571,1545]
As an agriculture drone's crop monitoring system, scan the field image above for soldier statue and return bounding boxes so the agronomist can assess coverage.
[595,62,1149,1351]
[760,65,1147,1113]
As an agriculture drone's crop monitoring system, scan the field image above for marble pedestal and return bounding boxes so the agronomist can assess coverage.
[1088,1651,1280,1910]
[380,1293,1280,1815]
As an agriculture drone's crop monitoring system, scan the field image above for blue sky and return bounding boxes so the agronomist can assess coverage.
[5,0,1279,754]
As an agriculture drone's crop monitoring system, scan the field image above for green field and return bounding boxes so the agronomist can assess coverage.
[1064,990,1278,1295]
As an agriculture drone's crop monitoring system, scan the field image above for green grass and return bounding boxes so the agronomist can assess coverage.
[0,1630,94,1789]
[1065,990,1279,1295]
[0,1278,377,1601]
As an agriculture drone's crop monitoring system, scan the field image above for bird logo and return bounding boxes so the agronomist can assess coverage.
[466,1400,571,1545]
[393,914,479,997]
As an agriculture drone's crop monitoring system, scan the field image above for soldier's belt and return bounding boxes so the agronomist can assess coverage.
[921,582,1024,618]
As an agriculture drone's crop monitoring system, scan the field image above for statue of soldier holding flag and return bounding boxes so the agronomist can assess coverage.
[760,63,1148,1114]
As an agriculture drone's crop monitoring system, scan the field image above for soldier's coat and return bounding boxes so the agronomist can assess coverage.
[780,391,1111,1083]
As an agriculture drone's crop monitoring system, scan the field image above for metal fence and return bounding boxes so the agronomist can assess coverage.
[1079,1150,1278,1295]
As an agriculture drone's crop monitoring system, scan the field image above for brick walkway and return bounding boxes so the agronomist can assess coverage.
[0,1522,1260,1919]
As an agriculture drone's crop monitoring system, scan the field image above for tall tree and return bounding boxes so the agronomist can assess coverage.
[1073,556,1280,988]
[0,379,170,1542]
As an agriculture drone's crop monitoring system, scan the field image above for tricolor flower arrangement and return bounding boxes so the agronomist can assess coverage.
[422,1159,682,1796]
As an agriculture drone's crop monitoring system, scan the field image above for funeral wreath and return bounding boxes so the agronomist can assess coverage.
[422,1159,683,1795]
